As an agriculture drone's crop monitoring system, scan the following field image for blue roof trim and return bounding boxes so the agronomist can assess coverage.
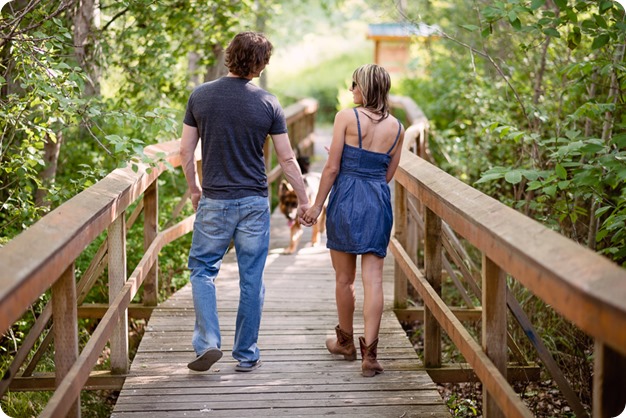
[367,22,439,38]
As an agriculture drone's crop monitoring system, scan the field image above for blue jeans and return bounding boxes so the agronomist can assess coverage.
[188,195,270,365]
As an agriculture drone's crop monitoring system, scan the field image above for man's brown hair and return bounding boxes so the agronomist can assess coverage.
[225,32,273,77]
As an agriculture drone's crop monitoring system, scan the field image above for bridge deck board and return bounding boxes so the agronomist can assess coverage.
[111,145,449,417]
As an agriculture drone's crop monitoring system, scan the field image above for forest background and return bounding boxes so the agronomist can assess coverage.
[1,0,625,416]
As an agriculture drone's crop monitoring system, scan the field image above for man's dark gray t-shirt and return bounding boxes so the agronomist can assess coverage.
[183,76,288,199]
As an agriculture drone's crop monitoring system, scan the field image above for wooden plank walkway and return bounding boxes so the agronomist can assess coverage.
[111,134,449,417]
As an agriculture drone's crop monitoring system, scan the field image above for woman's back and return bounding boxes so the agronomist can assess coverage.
[342,108,401,155]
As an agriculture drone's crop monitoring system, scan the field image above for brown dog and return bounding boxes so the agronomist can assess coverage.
[278,158,326,254]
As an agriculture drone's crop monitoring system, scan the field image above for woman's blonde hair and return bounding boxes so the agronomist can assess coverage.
[352,64,391,122]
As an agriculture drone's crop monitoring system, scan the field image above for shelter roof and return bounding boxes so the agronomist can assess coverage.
[367,22,439,40]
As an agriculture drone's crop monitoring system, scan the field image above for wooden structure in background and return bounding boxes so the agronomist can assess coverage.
[367,23,438,74]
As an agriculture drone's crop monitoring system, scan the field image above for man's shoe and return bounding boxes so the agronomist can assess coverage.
[187,348,223,372]
[234,359,262,372]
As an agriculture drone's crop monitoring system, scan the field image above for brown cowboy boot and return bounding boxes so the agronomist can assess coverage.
[359,336,384,377]
[326,325,357,360]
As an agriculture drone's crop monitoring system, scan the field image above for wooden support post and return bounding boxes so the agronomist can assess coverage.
[143,181,158,306]
[393,181,408,309]
[593,341,626,418]
[482,255,507,418]
[406,196,419,267]
[52,264,80,418]
[424,207,442,368]
[108,214,128,374]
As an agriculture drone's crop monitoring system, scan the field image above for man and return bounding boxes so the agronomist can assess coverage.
[179,31,311,372]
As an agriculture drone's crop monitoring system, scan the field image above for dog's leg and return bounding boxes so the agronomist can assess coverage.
[285,223,303,254]
[311,222,321,246]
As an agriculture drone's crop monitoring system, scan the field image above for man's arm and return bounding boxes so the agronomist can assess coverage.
[180,123,202,211]
[271,133,312,226]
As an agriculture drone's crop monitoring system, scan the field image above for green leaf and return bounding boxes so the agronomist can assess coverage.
[510,17,522,30]
[460,24,480,32]
[505,170,523,184]
[594,14,608,29]
[475,173,503,184]
[554,0,567,9]
[580,143,605,154]
[567,27,581,50]
[543,185,557,197]
[557,180,570,190]
[531,0,546,10]
[555,163,568,179]
[566,8,578,23]
[610,133,626,148]
[599,0,613,13]
[542,27,561,38]
[592,34,610,50]
[521,170,541,181]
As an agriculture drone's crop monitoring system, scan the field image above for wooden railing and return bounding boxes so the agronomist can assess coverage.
[0,98,318,417]
[389,97,626,418]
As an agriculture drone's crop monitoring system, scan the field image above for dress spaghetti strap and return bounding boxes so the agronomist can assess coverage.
[386,118,402,154]
[353,108,363,148]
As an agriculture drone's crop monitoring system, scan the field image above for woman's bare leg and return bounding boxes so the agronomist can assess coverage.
[361,253,384,345]
[330,250,357,333]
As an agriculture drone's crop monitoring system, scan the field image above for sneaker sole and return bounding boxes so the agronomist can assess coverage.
[187,348,223,372]
[235,359,262,372]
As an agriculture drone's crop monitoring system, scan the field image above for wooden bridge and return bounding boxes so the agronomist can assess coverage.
[110,207,449,417]
[1,96,626,418]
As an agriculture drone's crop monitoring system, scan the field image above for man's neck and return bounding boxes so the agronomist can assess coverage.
[227,72,253,80]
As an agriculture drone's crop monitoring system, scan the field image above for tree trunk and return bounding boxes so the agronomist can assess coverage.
[256,0,268,90]
[601,42,625,141]
[74,0,100,96]
[35,132,64,207]
[204,44,227,82]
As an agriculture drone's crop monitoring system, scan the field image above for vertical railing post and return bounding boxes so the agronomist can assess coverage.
[52,263,80,418]
[108,214,128,374]
[143,180,158,306]
[482,255,507,418]
[423,207,442,368]
[593,341,626,418]
[393,181,408,309]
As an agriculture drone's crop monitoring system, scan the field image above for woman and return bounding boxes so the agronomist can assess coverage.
[302,64,404,377]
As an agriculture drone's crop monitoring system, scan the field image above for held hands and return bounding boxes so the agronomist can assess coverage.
[297,203,315,227]
[302,204,322,226]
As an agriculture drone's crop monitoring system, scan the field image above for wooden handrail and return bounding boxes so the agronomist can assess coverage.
[396,154,626,354]
[390,96,626,417]
[0,98,318,416]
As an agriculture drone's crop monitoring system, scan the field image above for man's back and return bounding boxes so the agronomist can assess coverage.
[183,76,287,199]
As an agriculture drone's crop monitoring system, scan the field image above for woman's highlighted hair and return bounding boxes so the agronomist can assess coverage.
[352,64,391,122]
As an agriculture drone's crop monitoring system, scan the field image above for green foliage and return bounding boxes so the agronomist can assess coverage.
[271,49,372,123]
[0,2,181,240]
[446,393,479,417]
[1,0,251,414]
[397,0,626,265]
